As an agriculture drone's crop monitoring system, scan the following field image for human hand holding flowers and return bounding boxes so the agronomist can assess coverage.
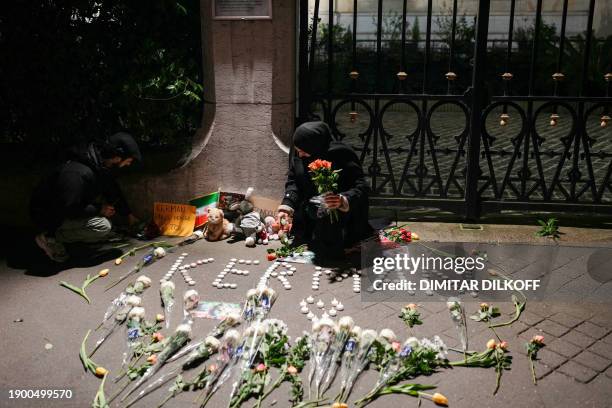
[308,159,342,223]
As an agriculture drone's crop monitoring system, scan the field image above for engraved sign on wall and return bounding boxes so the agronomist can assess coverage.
[213,0,272,20]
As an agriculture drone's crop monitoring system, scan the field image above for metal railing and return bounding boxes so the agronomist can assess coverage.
[297,0,612,219]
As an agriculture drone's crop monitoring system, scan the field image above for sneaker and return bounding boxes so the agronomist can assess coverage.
[35,233,69,262]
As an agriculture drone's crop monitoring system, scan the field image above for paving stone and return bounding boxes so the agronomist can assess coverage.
[535,319,572,337]
[561,330,598,348]
[572,350,612,373]
[538,348,567,369]
[588,341,612,360]
[548,312,584,328]
[547,338,583,358]
[574,321,610,340]
[605,364,612,379]
[601,332,612,345]
[557,360,599,383]
[588,313,612,329]
[519,310,546,326]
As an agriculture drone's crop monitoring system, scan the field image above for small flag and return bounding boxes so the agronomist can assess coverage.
[190,191,220,227]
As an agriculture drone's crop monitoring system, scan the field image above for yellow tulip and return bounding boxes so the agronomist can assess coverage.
[94,366,108,377]
[98,269,109,277]
[115,258,122,265]
[432,392,449,406]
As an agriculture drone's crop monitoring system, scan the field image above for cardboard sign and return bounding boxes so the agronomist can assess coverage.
[250,195,280,219]
[153,202,196,237]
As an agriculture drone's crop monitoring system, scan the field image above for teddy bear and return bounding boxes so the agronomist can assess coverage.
[229,187,265,247]
[203,207,232,241]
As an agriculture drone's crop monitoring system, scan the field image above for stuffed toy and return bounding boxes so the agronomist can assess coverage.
[203,207,232,241]
[229,187,265,247]
[264,216,280,241]
[278,217,292,239]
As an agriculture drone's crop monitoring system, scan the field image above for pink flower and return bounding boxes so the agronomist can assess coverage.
[486,339,497,349]
[391,341,401,352]
[499,341,509,350]
[531,335,545,345]
[287,365,298,375]
[255,363,267,373]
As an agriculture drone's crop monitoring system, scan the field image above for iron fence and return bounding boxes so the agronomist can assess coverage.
[297,0,612,219]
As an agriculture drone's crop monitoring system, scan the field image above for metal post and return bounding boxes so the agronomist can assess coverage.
[464,0,491,221]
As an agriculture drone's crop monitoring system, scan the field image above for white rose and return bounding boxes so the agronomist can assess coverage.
[153,247,166,258]
[128,306,146,321]
[126,295,142,307]
[136,275,152,288]
[338,316,355,331]
[379,328,397,343]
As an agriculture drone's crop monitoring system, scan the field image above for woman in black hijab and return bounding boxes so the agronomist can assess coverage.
[277,122,373,260]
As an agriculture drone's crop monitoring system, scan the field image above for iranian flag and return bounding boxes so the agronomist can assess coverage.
[190,191,220,227]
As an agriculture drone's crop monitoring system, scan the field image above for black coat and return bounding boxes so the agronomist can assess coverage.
[30,143,130,232]
[281,141,373,245]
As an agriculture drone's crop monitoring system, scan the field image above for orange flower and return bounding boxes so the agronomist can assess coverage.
[147,354,158,364]
[432,392,449,406]
[152,332,164,342]
[406,303,417,310]
[98,269,109,277]
[287,365,298,375]
[95,366,108,377]
[308,159,332,171]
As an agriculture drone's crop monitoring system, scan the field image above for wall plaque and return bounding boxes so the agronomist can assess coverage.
[213,0,272,20]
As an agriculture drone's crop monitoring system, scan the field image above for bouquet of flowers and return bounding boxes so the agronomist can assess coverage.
[106,244,171,291]
[307,315,337,400]
[196,329,243,407]
[382,225,413,243]
[121,323,192,402]
[335,328,378,403]
[160,281,175,329]
[183,289,200,324]
[90,295,143,357]
[399,303,423,332]
[447,298,468,356]
[242,287,277,323]
[319,316,355,395]
[354,334,447,407]
[307,159,342,223]
[123,306,146,365]
[525,335,545,384]
[98,275,152,331]
[123,336,222,408]
[228,319,290,408]
[256,333,311,408]
[449,339,512,394]
[167,312,241,364]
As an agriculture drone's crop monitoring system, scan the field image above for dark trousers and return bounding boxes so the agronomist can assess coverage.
[292,196,371,260]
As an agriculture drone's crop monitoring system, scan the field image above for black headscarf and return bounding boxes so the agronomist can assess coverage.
[293,122,332,159]
[99,132,142,164]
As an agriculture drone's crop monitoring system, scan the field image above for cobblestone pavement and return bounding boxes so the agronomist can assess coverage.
[1,236,611,408]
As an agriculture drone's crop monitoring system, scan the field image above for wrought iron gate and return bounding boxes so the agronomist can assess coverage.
[297,0,612,219]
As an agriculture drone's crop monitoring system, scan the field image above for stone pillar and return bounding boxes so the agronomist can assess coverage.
[124,0,295,218]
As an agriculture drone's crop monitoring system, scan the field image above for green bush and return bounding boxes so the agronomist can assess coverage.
[1,0,203,154]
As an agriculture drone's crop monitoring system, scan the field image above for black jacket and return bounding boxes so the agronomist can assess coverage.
[30,143,130,232]
[281,141,369,210]
[281,141,373,244]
